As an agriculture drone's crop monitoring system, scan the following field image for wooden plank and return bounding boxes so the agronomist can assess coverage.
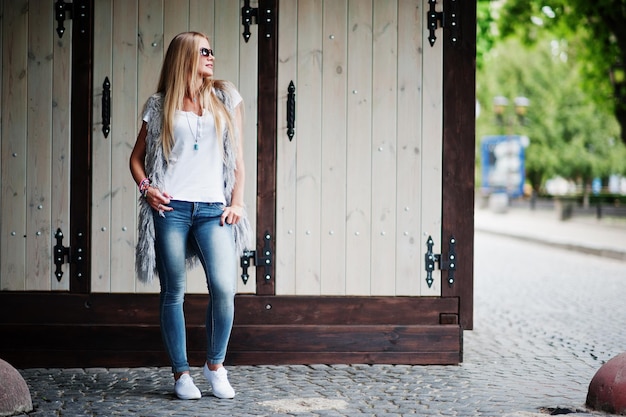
[0,350,169,369]
[68,0,94,293]
[235,1,259,295]
[230,325,461,352]
[0,0,2,290]
[233,295,458,325]
[26,2,54,290]
[276,0,298,295]
[163,0,188,46]
[295,0,323,295]
[190,0,215,38]
[137,0,163,125]
[2,323,459,353]
[91,0,114,293]
[226,351,461,365]
[345,0,373,295]
[370,0,398,295]
[420,0,442,296]
[52,0,72,291]
[396,0,422,296]
[441,0,476,330]
[212,0,239,80]
[109,0,138,293]
[1,0,28,290]
[0,293,458,325]
[320,0,348,295]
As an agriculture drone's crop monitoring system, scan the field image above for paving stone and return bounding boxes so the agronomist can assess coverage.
[14,213,626,417]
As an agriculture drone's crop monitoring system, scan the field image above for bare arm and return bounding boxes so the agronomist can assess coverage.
[129,122,172,211]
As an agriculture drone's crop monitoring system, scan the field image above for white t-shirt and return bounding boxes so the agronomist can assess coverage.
[143,90,242,203]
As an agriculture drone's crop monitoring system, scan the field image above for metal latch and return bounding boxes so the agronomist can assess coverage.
[427,0,459,47]
[53,228,86,282]
[241,0,274,43]
[54,0,90,38]
[240,232,273,284]
[424,235,457,288]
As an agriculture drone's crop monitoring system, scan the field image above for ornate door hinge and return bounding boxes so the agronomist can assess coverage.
[240,232,273,284]
[427,0,459,47]
[53,228,86,282]
[241,0,274,43]
[55,0,91,39]
[424,235,457,288]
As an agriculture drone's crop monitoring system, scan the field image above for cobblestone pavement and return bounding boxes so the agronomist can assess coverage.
[16,210,626,417]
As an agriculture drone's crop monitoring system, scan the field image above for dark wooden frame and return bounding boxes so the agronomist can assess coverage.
[441,0,476,330]
[69,0,94,294]
[255,0,278,295]
[0,0,475,368]
[0,293,460,367]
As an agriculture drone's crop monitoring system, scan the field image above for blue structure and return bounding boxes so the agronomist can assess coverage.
[480,135,527,198]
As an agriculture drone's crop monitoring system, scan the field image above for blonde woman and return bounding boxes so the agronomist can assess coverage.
[130,32,252,400]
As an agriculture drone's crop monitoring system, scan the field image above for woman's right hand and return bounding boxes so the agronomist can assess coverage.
[145,187,174,213]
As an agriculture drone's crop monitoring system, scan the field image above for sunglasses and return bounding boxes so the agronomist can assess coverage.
[200,47,214,57]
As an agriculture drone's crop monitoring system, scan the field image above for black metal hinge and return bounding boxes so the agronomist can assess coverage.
[55,0,90,39]
[240,232,273,284]
[241,0,274,43]
[427,0,459,47]
[54,228,86,282]
[424,235,457,288]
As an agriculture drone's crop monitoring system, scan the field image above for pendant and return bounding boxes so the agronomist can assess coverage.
[194,143,199,150]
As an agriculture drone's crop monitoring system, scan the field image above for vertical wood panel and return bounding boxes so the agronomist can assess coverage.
[396,0,422,296]
[295,0,323,295]
[235,0,259,294]
[109,0,138,292]
[276,0,298,294]
[370,0,397,295]
[190,0,214,38]
[91,0,114,293]
[320,0,348,295]
[212,0,238,80]
[52,4,72,291]
[345,0,373,295]
[441,0,476,329]
[0,0,3,288]
[1,0,28,290]
[419,0,442,296]
[26,1,54,290]
[134,0,164,293]
[276,0,443,297]
[163,0,188,45]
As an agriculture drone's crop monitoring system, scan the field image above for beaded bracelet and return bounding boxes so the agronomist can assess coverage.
[139,178,151,198]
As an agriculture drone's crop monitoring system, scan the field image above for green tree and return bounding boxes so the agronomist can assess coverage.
[476,34,624,192]
[496,0,626,146]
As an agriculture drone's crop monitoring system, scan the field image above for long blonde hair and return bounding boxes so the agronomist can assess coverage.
[156,31,237,160]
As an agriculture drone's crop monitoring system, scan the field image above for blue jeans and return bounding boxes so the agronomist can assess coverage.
[153,201,237,373]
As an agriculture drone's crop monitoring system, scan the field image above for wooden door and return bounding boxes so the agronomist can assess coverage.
[0,0,475,367]
[227,0,471,365]
[275,0,442,296]
[91,0,259,294]
[0,0,72,291]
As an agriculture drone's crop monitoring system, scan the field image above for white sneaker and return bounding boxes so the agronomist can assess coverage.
[203,364,235,399]
[174,373,202,400]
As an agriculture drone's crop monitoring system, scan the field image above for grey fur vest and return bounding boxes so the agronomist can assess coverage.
[135,83,253,283]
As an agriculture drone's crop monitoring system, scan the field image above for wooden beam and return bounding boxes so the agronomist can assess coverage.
[441,0,476,330]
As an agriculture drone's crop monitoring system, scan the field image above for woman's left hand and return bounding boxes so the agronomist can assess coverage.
[221,205,243,226]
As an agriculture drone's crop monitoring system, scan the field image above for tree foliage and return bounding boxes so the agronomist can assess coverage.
[476,34,626,191]
[496,0,626,146]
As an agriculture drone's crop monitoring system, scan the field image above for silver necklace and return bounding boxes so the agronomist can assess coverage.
[185,112,200,150]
